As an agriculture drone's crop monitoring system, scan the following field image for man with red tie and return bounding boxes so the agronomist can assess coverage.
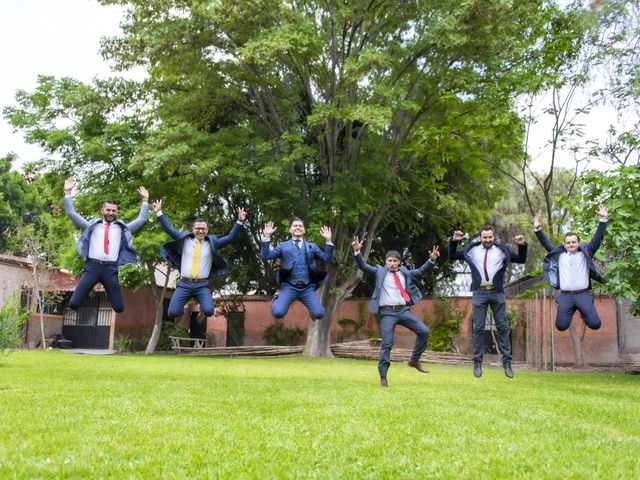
[352,236,440,387]
[63,176,149,312]
[449,226,527,379]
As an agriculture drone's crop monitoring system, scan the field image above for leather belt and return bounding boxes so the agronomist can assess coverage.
[180,277,209,283]
[87,259,117,266]
[294,281,308,287]
[560,288,591,294]
[380,305,406,311]
[479,285,495,291]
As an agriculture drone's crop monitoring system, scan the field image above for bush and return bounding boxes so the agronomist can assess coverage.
[156,321,188,351]
[0,295,29,352]
[263,322,305,346]
[423,297,467,352]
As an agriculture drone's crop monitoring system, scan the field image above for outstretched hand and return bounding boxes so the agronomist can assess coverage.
[263,221,277,238]
[137,186,149,202]
[598,205,608,219]
[533,214,541,231]
[351,235,363,251]
[452,230,464,241]
[64,176,76,194]
[237,207,247,222]
[513,235,525,245]
[428,245,440,262]
[152,199,162,213]
[320,226,332,242]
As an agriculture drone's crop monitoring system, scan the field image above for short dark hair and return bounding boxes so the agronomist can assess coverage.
[385,250,402,260]
[289,216,305,228]
[191,218,208,229]
[102,200,118,208]
[564,232,580,242]
[479,225,495,235]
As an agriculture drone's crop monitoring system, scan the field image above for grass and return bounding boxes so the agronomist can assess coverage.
[0,351,639,479]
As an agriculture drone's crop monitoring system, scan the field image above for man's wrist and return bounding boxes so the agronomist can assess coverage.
[353,250,361,256]
[155,211,163,217]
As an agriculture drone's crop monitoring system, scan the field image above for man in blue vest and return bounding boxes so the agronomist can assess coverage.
[261,217,333,320]
[533,206,608,332]
[449,226,527,378]
[152,199,246,319]
[63,176,149,313]
[352,236,440,387]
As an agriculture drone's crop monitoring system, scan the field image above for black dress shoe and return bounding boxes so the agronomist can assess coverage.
[473,361,482,378]
[504,362,514,378]
[407,359,429,373]
[380,378,389,387]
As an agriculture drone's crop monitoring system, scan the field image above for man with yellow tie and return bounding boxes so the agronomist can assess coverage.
[153,199,246,319]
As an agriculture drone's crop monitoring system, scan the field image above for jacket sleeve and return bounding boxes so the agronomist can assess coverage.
[354,253,378,275]
[410,259,435,278]
[215,222,244,248]
[587,220,607,255]
[534,230,556,252]
[510,242,527,264]
[63,196,90,229]
[313,243,334,264]
[261,241,282,260]
[157,214,183,240]
[126,202,150,234]
[448,239,464,261]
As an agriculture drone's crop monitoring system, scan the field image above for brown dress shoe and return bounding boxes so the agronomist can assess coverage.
[380,378,389,387]
[407,359,429,373]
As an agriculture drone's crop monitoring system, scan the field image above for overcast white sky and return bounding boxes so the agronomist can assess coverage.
[0,0,128,165]
[0,0,631,173]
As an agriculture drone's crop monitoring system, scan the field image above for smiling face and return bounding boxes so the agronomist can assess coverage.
[289,220,306,239]
[101,202,119,223]
[385,256,401,272]
[480,229,495,249]
[192,221,209,241]
[564,234,580,253]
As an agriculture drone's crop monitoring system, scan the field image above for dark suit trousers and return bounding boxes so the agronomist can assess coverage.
[69,260,124,313]
[471,289,511,363]
[556,292,601,331]
[378,307,429,379]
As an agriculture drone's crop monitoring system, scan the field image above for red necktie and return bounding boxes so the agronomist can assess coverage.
[483,248,489,281]
[104,222,110,254]
[392,272,411,303]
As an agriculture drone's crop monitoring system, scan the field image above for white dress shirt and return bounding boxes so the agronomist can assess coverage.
[469,245,505,286]
[88,221,122,262]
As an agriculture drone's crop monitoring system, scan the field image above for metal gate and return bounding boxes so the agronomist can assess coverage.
[62,293,112,349]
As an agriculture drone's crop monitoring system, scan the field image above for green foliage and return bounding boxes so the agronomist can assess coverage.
[573,165,640,313]
[1,352,640,478]
[0,295,28,352]
[263,321,305,346]
[423,297,466,352]
[506,303,528,330]
[114,335,134,354]
[155,321,187,352]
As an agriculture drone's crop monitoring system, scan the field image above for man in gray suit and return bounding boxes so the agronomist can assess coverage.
[352,236,440,387]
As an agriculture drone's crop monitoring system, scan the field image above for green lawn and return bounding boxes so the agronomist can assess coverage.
[0,351,638,479]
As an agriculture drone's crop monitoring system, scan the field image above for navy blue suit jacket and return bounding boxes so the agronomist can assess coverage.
[158,214,243,279]
[448,239,527,293]
[261,239,334,288]
[354,253,435,313]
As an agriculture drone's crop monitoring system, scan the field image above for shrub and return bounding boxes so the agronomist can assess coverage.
[0,295,29,352]
[263,322,305,346]
[423,297,467,352]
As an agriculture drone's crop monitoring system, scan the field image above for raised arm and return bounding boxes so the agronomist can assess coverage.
[510,235,527,264]
[260,221,282,260]
[533,214,556,252]
[587,205,608,254]
[351,236,377,275]
[312,225,334,263]
[448,230,465,261]
[125,186,150,234]
[215,207,247,248]
[412,245,440,276]
[63,177,90,229]
[154,200,183,240]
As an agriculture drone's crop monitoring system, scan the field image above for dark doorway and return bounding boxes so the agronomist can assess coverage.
[62,292,111,349]
[226,312,245,347]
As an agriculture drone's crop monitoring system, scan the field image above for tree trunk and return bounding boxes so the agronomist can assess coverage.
[303,286,339,357]
[145,266,171,354]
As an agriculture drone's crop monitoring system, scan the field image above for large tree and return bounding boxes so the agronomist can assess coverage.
[97,0,583,356]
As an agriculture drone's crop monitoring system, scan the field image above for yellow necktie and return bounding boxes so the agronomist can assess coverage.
[191,240,201,278]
